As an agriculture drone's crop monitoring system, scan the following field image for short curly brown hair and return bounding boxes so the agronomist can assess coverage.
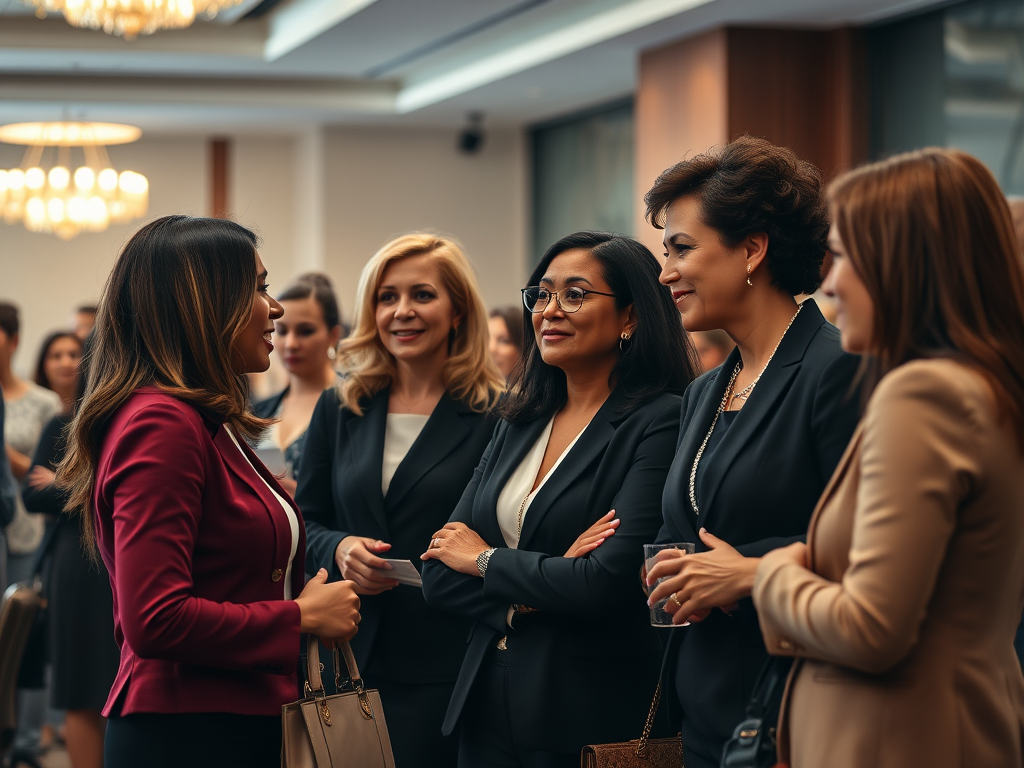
[644,135,828,296]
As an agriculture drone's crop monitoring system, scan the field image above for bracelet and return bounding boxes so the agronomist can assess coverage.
[476,548,497,577]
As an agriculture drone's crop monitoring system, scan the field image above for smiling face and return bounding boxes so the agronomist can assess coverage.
[275,295,339,380]
[823,223,875,354]
[374,253,459,370]
[43,336,82,394]
[658,194,750,332]
[532,248,632,376]
[231,252,284,374]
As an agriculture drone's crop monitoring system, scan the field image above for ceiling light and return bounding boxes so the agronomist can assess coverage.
[24,0,244,39]
[0,122,148,240]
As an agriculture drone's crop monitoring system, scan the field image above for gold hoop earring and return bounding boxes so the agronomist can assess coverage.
[746,264,753,287]
[619,331,631,352]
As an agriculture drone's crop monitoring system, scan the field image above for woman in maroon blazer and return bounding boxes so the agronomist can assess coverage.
[58,215,361,768]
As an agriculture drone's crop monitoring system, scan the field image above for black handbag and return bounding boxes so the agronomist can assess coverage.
[720,656,791,768]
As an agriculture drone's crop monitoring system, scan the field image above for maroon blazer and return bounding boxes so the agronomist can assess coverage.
[93,387,304,717]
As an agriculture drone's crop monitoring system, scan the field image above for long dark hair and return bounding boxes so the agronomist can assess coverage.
[501,231,696,423]
[33,331,83,391]
[59,215,270,552]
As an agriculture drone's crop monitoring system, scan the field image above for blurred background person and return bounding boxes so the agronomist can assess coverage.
[488,305,523,380]
[754,148,1024,768]
[70,305,97,341]
[24,335,116,768]
[643,136,861,768]
[0,385,15,594]
[253,273,343,494]
[33,331,84,414]
[690,328,733,373]
[421,231,696,767]
[297,234,505,768]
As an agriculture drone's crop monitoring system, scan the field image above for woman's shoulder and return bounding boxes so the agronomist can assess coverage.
[871,358,995,423]
[21,382,62,414]
[251,387,287,419]
[110,388,209,436]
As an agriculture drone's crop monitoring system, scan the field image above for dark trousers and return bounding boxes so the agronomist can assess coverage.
[457,648,577,768]
[105,712,281,768]
[373,676,459,768]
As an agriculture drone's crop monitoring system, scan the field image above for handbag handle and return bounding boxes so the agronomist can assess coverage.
[305,636,365,696]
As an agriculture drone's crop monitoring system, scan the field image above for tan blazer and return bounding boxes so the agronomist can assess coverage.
[753,359,1024,768]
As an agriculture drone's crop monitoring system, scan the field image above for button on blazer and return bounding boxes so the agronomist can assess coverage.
[658,300,861,765]
[94,388,304,718]
[296,387,496,682]
[754,359,1024,768]
[421,392,681,754]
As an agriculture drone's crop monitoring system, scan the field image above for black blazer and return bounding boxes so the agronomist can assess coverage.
[421,392,681,754]
[296,387,496,683]
[659,300,861,766]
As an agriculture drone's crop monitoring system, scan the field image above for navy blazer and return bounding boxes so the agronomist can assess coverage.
[658,300,861,767]
[421,392,681,754]
[296,387,496,683]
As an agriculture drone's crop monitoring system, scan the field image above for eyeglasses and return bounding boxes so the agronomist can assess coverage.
[521,286,617,314]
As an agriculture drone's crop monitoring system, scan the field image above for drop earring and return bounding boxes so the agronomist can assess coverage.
[619,331,631,352]
[746,264,753,287]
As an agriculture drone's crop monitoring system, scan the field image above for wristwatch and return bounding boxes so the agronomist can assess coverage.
[476,547,497,577]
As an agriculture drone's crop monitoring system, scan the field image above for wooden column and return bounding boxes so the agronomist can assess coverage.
[210,138,230,219]
[634,27,869,253]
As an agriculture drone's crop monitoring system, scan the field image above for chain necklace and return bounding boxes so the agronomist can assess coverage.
[687,302,803,516]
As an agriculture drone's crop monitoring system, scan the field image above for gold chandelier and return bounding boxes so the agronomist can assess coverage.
[0,122,149,241]
[24,0,244,39]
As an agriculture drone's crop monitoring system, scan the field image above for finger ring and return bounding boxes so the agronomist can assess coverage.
[669,593,682,608]
[431,538,439,549]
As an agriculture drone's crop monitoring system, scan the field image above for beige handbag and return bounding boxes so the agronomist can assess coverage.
[281,636,396,768]
[581,683,684,767]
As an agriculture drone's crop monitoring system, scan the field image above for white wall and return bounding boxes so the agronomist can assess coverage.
[0,127,529,378]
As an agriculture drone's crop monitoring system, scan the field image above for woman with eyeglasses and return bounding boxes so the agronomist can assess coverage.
[421,231,697,767]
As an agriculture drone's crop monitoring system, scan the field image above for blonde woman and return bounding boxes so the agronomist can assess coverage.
[296,233,505,768]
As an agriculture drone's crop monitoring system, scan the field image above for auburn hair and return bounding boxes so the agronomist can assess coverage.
[829,147,1024,447]
[336,233,504,415]
[58,215,271,551]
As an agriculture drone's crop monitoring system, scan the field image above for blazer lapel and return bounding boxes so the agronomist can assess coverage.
[806,418,864,564]
[384,394,473,511]
[697,301,824,529]
[516,398,617,550]
[345,389,390,535]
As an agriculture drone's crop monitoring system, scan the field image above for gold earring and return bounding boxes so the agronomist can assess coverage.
[619,331,631,352]
[746,264,753,287]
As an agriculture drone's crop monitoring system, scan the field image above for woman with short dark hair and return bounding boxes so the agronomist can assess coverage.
[642,136,862,768]
[58,215,361,768]
[421,231,697,767]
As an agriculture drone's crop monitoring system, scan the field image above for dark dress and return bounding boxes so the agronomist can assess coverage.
[22,414,118,710]
[252,387,307,481]
[421,392,681,767]
[658,300,861,768]
[295,387,497,768]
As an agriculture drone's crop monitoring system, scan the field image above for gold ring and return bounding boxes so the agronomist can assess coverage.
[432,538,439,549]
[669,593,682,608]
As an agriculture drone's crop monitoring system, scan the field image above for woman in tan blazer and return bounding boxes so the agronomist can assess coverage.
[750,148,1024,768]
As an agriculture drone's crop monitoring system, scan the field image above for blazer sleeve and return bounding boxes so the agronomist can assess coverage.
[21,416,68,516]
[481,401,680,618]
[295,390,350,579]
[102,402,300,672]
[734,351,861,559]
[420,432,514,635]
[752,364,981,674]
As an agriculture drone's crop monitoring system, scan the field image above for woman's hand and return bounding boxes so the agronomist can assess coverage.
[564,510,619,558]
[334,536,399,595]
[296,568,361,647]
[420,522,492,576]
[647,528,760,626]
[27,466,56,490]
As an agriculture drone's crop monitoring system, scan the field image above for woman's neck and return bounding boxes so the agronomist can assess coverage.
[562,363,614,416]
[287,364,336,398]
[729,292,801,377]
[0,364,23,397]
[391,357,447,413]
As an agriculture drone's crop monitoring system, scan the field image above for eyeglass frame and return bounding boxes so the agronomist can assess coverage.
[520,285,618,314]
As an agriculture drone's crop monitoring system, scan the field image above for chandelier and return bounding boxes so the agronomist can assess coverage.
[23,0,244,39]
[0,122,149,241]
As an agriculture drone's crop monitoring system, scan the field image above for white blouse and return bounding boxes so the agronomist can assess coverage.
[382,413,430,497]
[495,417,588,549]
[225,426,300,600]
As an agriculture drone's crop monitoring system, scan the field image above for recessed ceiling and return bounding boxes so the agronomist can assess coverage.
[0,0,945,133]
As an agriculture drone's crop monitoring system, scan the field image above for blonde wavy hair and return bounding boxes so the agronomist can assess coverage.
[337,233,504,415]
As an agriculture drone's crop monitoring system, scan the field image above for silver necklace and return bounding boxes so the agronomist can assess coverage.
[687,303,803,516]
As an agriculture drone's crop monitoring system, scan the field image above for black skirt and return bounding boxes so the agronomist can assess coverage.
[48,524,119,710]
